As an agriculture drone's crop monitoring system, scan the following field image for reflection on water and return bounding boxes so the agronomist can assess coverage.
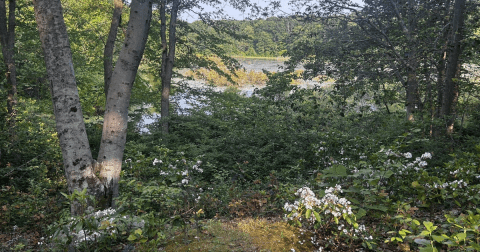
[139,58,312,133]
[235,58,303,72]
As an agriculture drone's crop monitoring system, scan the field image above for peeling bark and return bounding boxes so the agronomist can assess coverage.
[33,0,103,216]
[104,0,123,98]
[97,0,152,208]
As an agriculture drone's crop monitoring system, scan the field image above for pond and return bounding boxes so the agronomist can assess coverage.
[138,58,318,133]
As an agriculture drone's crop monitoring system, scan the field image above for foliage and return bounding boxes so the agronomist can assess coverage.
[387,209,480,251]
[284,185,372,250]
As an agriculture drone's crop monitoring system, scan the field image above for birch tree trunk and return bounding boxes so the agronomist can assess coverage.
[33,0,103,216]
[34,0,152,214]
[96,0,152,207]
[0,0,17,140]
[104,0,123,98]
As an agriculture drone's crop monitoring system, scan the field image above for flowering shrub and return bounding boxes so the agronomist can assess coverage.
[284,185,373,250]
[46,207,146,250]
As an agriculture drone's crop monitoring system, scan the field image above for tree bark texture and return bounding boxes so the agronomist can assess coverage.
[33,0,103,215]
[96,0,152,207]
[160,0,180,134]
[0,0,17,137]
[104,0,123,98]
[441,0,466,134]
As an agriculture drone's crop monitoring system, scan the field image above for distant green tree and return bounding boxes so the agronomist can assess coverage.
[286,0,479,134]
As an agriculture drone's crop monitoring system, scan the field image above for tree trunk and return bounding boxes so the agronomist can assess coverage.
[104,0,123,98]
[33,0,103,216]
[160,0,180,134]
[405,52,419,121]
[34,0,152,214]
[96,0,152,208]
[0,0,17,140]
[440,0,466,134]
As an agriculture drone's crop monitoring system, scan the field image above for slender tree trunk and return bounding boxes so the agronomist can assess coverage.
[0,0,17,140]
[96,0,152,208]
[33,0,103,216]
[104,0,123,98]
[441,0,466,134]
[432,0,451,137]
[160,0,180,134]
[405,52,419,121]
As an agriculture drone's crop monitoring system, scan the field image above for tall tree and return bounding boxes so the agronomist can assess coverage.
[286,0,475,131]
[160,0,179,134]
[440,0,467,134]
[33,0,152,215]
[0,0,17,139]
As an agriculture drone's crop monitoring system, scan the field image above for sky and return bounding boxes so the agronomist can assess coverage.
[180,0,299,23]
[180,0,364,23]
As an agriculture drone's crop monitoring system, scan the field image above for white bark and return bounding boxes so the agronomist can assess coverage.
[97,0,152,207]
[33,0,103,215]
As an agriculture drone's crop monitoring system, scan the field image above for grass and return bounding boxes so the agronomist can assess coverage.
[163,218,315,252]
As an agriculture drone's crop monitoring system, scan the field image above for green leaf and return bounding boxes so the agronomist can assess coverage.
[313,211,322,222]
[139,238,148,243]
[414,238,431,246]
[399,229,411,238]
[455,232,466,241]
[134,228,143,236]
[419,247,437,252]
[412,181,421,188]
[423,221,436,232]
[355,208,367,220]
[431,235,446,243]
[75,221,83,233]
[127,234,137,241]
[305,209,312,219]
[384,170,394,178]
[469,242,480,250]
[322,164,347,177]
[420,230,431,236]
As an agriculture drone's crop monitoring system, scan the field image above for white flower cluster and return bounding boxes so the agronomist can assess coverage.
[285,185,352,221]
[284,185,373,249]
[157,159,203,186]
[395,152,432,174]
[52,208,145,248]
[152,158,162,165]
[429,179,468,190]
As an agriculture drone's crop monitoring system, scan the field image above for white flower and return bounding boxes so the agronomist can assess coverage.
[181,179,189,184]
[284,203,294,212]
[418,161,428,168]
[421,152,432,159]
[153,158,162,165]
[403,152,412,158]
